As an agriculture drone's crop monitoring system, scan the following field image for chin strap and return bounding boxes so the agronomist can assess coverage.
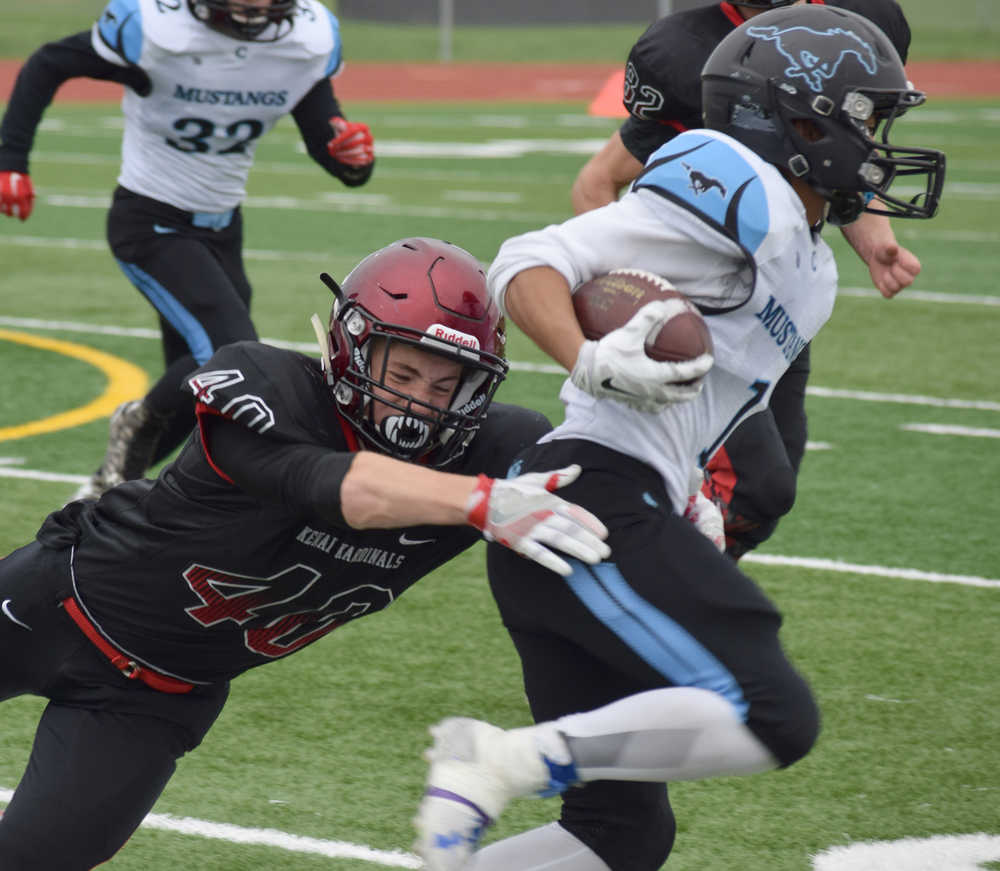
[824,190,865,227]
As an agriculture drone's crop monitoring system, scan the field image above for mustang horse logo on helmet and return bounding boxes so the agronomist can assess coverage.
[746,24,879,93]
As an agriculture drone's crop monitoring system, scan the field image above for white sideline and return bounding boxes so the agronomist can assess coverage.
[0,787,420,868]
[740,553,1000,590]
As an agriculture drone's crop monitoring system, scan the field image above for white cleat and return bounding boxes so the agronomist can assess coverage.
[413,717,576,871]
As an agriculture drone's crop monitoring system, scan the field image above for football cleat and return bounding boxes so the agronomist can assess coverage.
[73,399,167,501]
[413,717,578,870]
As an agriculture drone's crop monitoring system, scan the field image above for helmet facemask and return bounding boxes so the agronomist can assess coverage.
[188,0,296,41]
[774,84,946,224]
[326,303,505,466]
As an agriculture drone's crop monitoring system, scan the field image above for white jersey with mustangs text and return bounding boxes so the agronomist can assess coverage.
[91,0,343,213]
[488,129,838,512]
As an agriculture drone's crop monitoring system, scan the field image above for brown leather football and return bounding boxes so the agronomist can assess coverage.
[572,269,712,363]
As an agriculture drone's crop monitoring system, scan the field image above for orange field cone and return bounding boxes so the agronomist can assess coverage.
[588,69,628,118]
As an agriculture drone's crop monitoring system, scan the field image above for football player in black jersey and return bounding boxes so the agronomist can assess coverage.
[572,0,919,559]
[0,238,610,871]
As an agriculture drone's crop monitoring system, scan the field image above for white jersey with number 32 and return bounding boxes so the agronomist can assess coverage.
[488,129,838,511]
[91,0,342,212]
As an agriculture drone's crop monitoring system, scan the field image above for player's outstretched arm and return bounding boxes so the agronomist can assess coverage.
[340,453,609,576]
[292,80,374,186]
[1,31,142,220]
[840,210,921,298]
[570,130,644,215]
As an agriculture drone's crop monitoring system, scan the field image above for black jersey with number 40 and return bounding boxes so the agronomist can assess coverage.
[620,0,911,163]
[37,342,550,685]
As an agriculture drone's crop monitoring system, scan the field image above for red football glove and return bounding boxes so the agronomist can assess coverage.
[326,116,374,167]
[0,171,35,221]
[466,464,610,577]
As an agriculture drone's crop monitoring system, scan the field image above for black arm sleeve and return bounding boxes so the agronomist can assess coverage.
[0,31,150,172]
[619,115,683,165]
[202,414,356,527]
[291,77,373,187]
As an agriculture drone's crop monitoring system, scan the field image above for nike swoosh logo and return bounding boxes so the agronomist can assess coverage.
[399,533,435,546]
[600,377,641,398]
[153,224,177,234]
[2,598,32,630]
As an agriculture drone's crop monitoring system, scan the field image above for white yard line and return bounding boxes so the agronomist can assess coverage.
[0,788,420,868]
[1,313,998,403]
[900,422,1000,438]
[740,553,1000,590]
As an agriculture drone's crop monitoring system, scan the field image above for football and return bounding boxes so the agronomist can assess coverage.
[571,269,713,363]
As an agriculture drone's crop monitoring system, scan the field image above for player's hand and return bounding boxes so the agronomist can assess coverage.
[0,171,35,220]
[326,116,374,167]
[866,241,921,298]
[570,300,713,412]
[683,490,725,552]
[466,464,610,576]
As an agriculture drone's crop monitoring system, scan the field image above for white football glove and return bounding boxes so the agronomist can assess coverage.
[683,466,725,552]
[570,300,714,413]
[466,465,610,576]
[683,490,726,552]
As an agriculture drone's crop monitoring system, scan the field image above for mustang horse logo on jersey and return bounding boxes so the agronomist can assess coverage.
[746,24,878,93]
[682,162,728,198]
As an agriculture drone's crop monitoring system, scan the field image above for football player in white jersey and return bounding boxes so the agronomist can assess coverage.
[571,0,921,563]
[412,7,945,871]
[0,0,376,499]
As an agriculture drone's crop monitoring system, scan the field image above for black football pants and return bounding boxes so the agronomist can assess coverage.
[0,541,229,870]
[705,342,811,557]
[106,186,258,465]
[487,439,820,871]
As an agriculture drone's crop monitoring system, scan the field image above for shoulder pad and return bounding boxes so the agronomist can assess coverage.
[286,0,343,74]
[633,131,771,256]
[95,0,143,64]
[188,342,335,445]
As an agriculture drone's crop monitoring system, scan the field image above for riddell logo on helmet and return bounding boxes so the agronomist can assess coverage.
[427,324,481,350]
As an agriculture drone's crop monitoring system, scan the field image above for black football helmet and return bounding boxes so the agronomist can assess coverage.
[702,5,945,224]
[316,238,508,467]
[188,0,296,41]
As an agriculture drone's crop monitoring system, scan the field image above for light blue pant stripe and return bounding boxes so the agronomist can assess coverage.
[116,259,214,364]
[565,561,749,720]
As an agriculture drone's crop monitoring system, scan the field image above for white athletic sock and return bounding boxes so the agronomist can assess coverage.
[554,687,777,782]
[468,822,612,871]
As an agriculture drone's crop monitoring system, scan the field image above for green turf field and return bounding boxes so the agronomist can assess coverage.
[1,6,999,871]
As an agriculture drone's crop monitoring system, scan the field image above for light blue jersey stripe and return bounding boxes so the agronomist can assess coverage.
[565,561,749,719]
[322,8,343,78]
[116,260,214,364]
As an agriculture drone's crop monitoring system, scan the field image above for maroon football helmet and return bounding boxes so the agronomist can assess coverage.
[320,238,508,467]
